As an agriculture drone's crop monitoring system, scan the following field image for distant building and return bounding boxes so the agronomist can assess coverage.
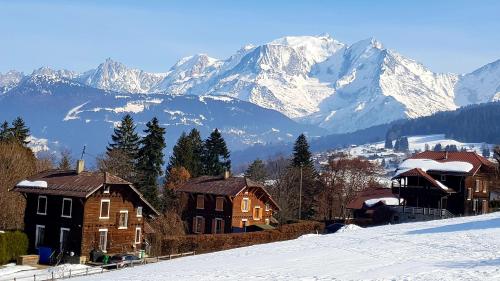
[175,173,280,234]
[11,160,159,263]
[347,187,401,224]
[391,151,498,221]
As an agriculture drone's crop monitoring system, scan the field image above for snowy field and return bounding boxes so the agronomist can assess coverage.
[70,212,500,281]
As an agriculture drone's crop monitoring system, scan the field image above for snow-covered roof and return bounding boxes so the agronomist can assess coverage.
[395,158,473,177]
[16,180,48,188]
[364,197,402,207]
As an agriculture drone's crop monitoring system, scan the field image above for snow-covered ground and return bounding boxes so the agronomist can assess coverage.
[0,263,99,281]
[71,212,500,281]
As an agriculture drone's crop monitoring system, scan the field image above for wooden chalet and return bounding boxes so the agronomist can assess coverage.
[175,173,280,234]
[11,160,159,263]
[347,187,400,223]
[391,151,498,217]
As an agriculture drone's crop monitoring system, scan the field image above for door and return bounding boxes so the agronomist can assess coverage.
[59,228,70,252]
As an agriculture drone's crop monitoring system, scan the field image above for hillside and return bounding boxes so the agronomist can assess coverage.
[71,213,500,281]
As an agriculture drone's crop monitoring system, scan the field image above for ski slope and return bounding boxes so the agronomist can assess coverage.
[73,212,500,281]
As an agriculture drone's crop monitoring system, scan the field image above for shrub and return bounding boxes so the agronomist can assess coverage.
[156,221,323,256]
[0,231,29,264]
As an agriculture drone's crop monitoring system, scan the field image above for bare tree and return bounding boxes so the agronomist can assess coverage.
[319,154,384,220]
[96,149,136,182]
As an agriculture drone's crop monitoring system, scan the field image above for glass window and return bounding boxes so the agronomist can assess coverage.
[61,198,72,218]
[216,197,224,211]
[35,225,45,248]
[194,216,204,234]
[196,195,205,209]
[103,185,110,194]
[137,206,143,217]
[135,227,141,244]
[214,218,224,234]
[467,188,472,201]
[100,200,110,219]
[241,198,249,212]
[265,202,270,211]
[475,180,481,192]
[99,229,108,252]
[37,196,47,215]
[119,211,128,229]
[253,206,261,220]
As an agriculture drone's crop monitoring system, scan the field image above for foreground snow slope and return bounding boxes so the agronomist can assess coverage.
[74,213,500,281]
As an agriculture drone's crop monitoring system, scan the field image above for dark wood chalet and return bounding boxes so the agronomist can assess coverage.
[392,151,498,217]
[175,174,280,234]
[11,160,159,263]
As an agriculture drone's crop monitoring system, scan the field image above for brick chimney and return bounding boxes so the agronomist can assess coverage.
[76,159,85,174]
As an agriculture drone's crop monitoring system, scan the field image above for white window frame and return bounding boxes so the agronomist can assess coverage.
[61,198,72,218]
[136,206,143,217]
[265,202,270,212]
[241,198,249,212]
[467,188,472,201]
[241,218,248,229]
[194,216,204,234]
[59,227,70,252]
[475,180,481,192]
[253,206,261,220]
[98,228,108,253]
[37,195,47,215]
[265,218,270,225]
[118,210,129,229]
[35,225,45,248]
[440,175,446,182]
[135,227,142,244]
[214,218,224,234]
[100,199,110,219]
[103,185,110,194]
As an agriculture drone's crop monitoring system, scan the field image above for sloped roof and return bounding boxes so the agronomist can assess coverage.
[347,188,397,210]
[11,169,159,215]
[394,168,456,193]
[408,151,495,175]
[176,176,280,210]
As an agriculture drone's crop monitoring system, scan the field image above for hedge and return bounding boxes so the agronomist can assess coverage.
[0,231,29,264]
[157,221,324,256]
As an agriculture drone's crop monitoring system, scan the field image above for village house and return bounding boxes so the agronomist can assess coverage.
[10,160,159,263]
[175,173,280,234]
[391,151,498,221]
[347,187,401,225]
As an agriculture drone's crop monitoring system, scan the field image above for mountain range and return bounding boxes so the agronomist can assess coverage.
[0,34,499,162]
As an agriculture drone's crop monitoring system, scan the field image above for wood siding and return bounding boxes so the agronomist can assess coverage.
[231,187,274,231]
[80,184,144,256]
[180,193,232,234]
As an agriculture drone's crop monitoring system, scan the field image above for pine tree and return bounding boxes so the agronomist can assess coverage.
[245,159,267,183]
[0,121,11,142]
[10,117,30,145]
[202,129,231,176]
[384,134,393,149]
[292,134,313,168]
[136,117,166,209]
[166,128,204,179]
[106,114,140,181]
[434,143,443,151]
[58,150,73,170]
[187,128,204,177]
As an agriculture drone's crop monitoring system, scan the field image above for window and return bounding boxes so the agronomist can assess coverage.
[59,228,70,252]
[214,218,224,234]
[193,216,204,234]
[118,210,128,229]
[253,206,262,220]
[265,202,270,212]
[475,180,481,192]
[37,196,47,215]
[35,225,45,248]
[215,197,224,211]
[482,200,488,214]
[61,198,72,218]
[467,188,472,201]
[98,229,108,252]
[135,227,142,244]
[137,206,143,217]
[473,199,478,212]
[103,185,110,194]
[196,195,205,209]
[440,175,446,182]
[241,219,248,231]
[100,199,110,219]
[483,181,488,194]
[241,198,250,212]
[265,218,270,225]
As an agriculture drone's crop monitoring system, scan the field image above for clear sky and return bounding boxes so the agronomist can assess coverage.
[1,0,499,74]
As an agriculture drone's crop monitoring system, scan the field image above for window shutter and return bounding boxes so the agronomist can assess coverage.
[221,220,225,233]
[201,217,205,234]
[192,217,197,233]
[212,219,216,234]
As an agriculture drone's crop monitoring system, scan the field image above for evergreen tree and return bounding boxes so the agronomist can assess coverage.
[202,129,231,176]
[292,134,313,168]
[10,117,30,145]
[0,121,11,142]
[424,143,430,151]
[433,143,443,151]
[445,144,458,152]
[136,117,166,208]
[106,114,140,157]
[394,137,409,152]
[58,150,73,170]
[166,128,204,179]
[245,159,267,183]
[384,134,393,149]
[482,144,491,158]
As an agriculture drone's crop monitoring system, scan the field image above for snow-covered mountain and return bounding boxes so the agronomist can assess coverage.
[2,34,500,136]
[78,58,166,94]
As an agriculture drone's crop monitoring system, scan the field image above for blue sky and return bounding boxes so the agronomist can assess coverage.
[1,0,499,74]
